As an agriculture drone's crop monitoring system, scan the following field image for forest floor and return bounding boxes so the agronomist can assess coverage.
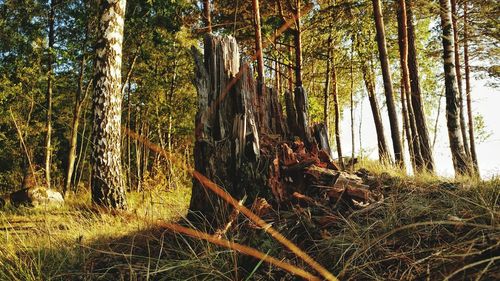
[0,163,498,280]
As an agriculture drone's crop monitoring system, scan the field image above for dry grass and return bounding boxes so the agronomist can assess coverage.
[0,162,498,280]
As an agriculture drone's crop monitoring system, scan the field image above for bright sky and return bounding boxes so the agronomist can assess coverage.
[338,80,499,179]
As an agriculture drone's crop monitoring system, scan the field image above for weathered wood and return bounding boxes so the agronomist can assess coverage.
[313,123,332,159]
[190,35,376,224]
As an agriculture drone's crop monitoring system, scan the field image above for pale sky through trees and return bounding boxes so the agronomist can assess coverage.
[339,79,499,178]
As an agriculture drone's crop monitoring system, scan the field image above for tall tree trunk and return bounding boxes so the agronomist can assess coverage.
[91,0,127,208]
[293,1,312,144]
[45,0,55,189]
[396,0,422,171]
[362,61,391,163]
[439,0,472,176]
[463,0,479,175]
[64,25,90,196]
[371,0,404,168]
[64,72,90,196]
[331,52,343,169]
[451,0,471,158]
[324,35,332,128]
[406,0,434,172]
[203,0,212,33]
[252,0,265,97]
[350,38,355,168]
[400,80,416,170]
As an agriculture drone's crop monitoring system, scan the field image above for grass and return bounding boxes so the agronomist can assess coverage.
[0,162,498,280]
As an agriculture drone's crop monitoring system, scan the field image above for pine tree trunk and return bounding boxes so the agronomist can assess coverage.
[451,0,471,158]
[406,0,434,172]
[64,70,87,196]
[331,54,343,169]
[350,38,355,167]
[65,26,90,196]
[293,2,312,144]
[439,0,472,176]
[324,35,332,128]
[91,0,127,208]
[396,0,423,171]
[463,0,479,175]
[252,0,265,97]
[400,80,416,170]
[362,61,391,163]
[372,0,404,168]
[203,0,212,33]
[45,0,55,189]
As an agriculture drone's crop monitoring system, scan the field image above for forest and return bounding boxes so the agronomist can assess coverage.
[0,0,499,280]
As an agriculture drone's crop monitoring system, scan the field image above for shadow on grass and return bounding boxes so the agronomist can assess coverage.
[1,178,499,281]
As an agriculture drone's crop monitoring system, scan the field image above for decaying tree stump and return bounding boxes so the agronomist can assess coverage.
[189,35,376,225]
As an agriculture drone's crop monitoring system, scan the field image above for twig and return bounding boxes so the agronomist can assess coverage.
[158,221,322,281]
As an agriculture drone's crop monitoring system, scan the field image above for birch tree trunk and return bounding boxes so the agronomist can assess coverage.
[439,0,472,176]
[91,0,127,208]
[372,0,404,168]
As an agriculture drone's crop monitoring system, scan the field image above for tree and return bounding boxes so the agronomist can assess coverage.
[331,52,343,168]
[463,0,479,175]
[252,0,265,97]
[203,0,212,33]
[438,0,472,176]
[362,59,391,163]
[396,0,423,171]
[451,0,471,158]
[44,0,55,189]
[406,0,435,172]
[91,0,127,208]
[371,0,404,168]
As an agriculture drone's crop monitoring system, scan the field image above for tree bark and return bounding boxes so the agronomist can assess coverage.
[331,53,343,169]
[190,36,263,223]
[64,24,91,196]
[293,1,312,144]
[350,38,355,168]
[91,0,127,208]
[190,35,339,226]
[362,61,391,163]
[451,0,471,159]
[203,0,212,33]
[439,0,472,176]
[371,0,404,168]
[463,0,479,175]
[252,0,265,97]
[45,0,55,189]
[406,0,434,172]
[324,35,332,128]
[396,0,423,171]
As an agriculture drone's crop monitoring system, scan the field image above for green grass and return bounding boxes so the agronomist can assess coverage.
[0,163,498,280]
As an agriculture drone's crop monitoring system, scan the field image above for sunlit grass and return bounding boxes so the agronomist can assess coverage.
[0,163,498,280]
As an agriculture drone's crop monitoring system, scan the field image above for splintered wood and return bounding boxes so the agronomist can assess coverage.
[190,34,379,225]
[263,139,379,207]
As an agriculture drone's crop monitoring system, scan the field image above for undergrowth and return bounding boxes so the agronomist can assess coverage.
[0,162,498,280]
